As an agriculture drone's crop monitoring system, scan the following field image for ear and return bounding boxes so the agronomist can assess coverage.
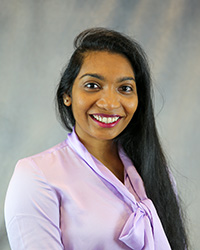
[63,93,72,106]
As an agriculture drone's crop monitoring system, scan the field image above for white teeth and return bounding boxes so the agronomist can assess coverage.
[102,117,107,123]
[92,115,120,124]
[108,117,112,123]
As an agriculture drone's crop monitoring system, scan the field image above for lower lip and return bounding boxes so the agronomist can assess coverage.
[90,116,121,128]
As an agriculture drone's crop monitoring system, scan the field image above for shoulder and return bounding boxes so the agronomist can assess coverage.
[15,139,74,174]
[6,139,74,202]
[8,139,70,191]
[10,136,86,192]
[5,141,70,223]
[21,139,67,163]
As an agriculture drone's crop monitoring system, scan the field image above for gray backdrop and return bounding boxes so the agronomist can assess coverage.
[0,0,199,249]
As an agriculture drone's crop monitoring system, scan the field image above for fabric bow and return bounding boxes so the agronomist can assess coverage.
[119,201,154,250]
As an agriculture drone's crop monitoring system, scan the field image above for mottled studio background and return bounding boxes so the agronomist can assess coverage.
[0,0,199,249]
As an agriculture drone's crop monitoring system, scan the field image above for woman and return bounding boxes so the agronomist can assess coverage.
[5,28,188,249]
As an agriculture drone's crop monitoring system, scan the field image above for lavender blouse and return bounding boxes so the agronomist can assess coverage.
[5,129,171,250]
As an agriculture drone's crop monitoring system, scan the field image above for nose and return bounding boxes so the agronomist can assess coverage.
[96,89,121,110]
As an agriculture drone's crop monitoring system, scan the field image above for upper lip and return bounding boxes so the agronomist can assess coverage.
[90,113,122,118]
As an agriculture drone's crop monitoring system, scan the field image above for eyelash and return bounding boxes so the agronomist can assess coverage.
[84,82,134,94]
[84,82,101,90]
[118,85,133,93]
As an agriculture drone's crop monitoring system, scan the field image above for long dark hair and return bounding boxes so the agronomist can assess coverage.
[56,28,188,249]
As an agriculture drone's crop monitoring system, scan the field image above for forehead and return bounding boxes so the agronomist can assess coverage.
[78,51,134,77]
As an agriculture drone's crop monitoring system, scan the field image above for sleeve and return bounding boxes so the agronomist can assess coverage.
[4,158,64,250]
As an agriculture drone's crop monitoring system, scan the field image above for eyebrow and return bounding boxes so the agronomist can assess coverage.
[79,73,135,82]
[117,76,136,82]
[79,73,105,80]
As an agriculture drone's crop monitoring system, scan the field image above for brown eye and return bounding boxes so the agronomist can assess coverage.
[84,83,100,89]
[119,85,133,93]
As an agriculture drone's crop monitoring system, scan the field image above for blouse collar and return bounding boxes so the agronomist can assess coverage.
[66,128,171,250]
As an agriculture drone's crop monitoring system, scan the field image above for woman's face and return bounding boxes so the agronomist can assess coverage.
[64,51,138,143]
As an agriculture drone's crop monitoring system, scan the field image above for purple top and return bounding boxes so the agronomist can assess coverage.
[5,129,171,249]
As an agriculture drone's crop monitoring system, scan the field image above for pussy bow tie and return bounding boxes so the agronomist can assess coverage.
[119,199,155,250]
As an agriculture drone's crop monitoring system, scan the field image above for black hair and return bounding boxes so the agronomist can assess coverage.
[56,27,188,249]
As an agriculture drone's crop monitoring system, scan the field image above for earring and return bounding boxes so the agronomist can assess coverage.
[64,98,71,106]
[64,99,68,104]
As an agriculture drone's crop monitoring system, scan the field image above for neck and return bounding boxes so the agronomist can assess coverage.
[76,134,124,183]
[79,136,118,162]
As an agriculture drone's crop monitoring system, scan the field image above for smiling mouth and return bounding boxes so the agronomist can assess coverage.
[91,115,121,124]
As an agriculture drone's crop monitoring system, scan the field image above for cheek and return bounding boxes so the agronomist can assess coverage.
[71,91,84,110]
[71,92,92,117]
[127,97,138,116]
